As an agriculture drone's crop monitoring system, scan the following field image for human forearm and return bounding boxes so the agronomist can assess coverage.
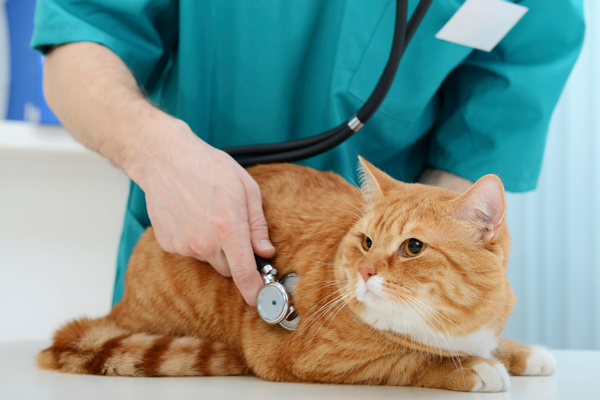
[428,0,583,192]
[43,41,185,184]
[43,41,275,305]
[418,168,472,193]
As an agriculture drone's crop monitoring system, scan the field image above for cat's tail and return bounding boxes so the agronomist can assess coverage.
[37,317,248,376]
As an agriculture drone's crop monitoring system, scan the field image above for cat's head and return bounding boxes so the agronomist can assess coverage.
[336,157,515,359]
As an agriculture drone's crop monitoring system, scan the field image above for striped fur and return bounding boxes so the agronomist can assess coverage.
[38,318,246,376]
[38,159,554,391]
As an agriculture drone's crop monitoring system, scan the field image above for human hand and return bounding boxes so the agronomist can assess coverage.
[131,116,276,306]
[43,43,274,304]
[417,168,473,193]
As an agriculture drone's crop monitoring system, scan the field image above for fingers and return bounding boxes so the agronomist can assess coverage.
[143,138,273,307]
[204,177,266,305]
[222,234,264,306]
[241,176,276,259]
[217,174,274,306]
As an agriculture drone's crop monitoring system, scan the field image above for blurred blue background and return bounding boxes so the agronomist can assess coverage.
[1,0,58,123]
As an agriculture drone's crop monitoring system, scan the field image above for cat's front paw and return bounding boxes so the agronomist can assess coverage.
[521,345,555,376]
[471,362,510,392]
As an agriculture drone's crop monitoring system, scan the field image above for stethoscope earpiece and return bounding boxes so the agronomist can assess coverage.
[255,256,299,331]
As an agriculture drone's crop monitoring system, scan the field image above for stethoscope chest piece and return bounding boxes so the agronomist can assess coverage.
[278,273,299,331]
[255,256,299,331]
[257,282,290,324]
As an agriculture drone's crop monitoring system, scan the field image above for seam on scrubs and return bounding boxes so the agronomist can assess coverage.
[32,28,156,91]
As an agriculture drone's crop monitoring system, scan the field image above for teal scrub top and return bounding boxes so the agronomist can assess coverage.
[31,0,584,306]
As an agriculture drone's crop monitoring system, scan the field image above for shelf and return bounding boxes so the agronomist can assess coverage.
[0,119,93,156]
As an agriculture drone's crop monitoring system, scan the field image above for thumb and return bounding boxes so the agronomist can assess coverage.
[244,179,276,259]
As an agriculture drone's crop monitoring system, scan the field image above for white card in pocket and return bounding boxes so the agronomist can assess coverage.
[435,0,528,52]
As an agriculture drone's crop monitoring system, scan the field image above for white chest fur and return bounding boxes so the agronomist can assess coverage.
[356,276,498,359]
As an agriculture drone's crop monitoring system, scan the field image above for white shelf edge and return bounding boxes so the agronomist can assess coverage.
[0,119,94,156]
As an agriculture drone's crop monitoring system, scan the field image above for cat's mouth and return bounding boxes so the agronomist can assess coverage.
[356,276,388,305]
[364,288,386,303]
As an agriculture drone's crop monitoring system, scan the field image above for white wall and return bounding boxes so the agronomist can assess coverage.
[0,133,129,343]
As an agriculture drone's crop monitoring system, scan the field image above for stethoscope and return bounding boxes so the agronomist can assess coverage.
[255,255,300,331]
[223,0,432,330]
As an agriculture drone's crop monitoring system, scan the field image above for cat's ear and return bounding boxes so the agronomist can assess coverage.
[453,174,506,243]
[357,156,399,198]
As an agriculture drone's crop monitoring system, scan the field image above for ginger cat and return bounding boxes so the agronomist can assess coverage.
[37,157,555,392]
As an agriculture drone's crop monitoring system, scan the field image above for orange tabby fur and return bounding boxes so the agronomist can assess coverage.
[37,158,553,392]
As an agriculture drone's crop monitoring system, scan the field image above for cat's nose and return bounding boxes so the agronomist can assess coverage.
[358,267,376,282]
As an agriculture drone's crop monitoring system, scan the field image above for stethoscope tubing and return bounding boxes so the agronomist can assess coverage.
[235,0,433,328]
[223,0,432,167]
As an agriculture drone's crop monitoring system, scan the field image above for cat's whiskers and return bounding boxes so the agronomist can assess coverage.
[404,196,447,230]
[384,289,462,370]
[386,289,399,333]
[295,285,350,320]
[310,291,356,345]
[468,292,515,306]
[317,206,363,220]
[295,278,349,289]
[382,282,414,303]
[289,286,353,341]
[385,293,430,367]
[293,279,350,302]
[382,296,411,382]
[402,292,491,363]
[326,222,357,229]
[347,173,375,218]
[413,302,468,383]
[357,166,378,216]
[399,284,469,331]
[299,278,346,285]
[406,283,514,310]
[317,188,370,219]
[386,301,409,386]
[342,174,374,210]
[403,298,465,378]
[404,284,506,332]
[296,289,354,347]
[394,284,455,331]
[302,287,353,331]
[408,298,455,340]
[424,292,505,341]
[324,292,356,333]
[409,303,449,366]
[402,295,464,375]
[304,289,353,333]
[392,293,435,366]
[304,258,337,266]
[397,295,438,354]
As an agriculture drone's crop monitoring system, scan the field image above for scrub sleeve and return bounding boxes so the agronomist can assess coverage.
[31,0,177,305]
[31,0,584,306]
[429,0,585,192]
[31,1,178,92]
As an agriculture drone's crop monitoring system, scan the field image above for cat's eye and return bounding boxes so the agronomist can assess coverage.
[403,238,426,257]
[362,235,373,251]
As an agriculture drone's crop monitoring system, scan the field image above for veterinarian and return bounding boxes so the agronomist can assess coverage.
[31,0,584,307]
